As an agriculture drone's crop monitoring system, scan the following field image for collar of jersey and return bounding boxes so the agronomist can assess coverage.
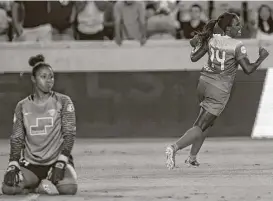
[213,34,231,39]
[30,91,54,102]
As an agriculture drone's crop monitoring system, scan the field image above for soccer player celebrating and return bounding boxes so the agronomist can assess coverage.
[166,12,269,170]
[1,54,78,195]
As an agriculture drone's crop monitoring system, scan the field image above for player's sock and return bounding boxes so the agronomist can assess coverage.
[173,126,203,151]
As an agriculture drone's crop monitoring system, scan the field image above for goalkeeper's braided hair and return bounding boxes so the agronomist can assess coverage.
[28,54,52,77]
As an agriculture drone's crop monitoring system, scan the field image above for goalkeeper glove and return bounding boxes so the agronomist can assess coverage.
[48,155,68,185]
[3,161,23,187]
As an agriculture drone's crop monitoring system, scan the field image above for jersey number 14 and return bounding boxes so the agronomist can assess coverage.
[210,48,226,71]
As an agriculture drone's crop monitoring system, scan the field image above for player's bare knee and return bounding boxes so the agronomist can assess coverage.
[1,184,24,195]
[194,108,217,132]
[192,122,204,133]
[195,119,216,133]
[56,183,78,195]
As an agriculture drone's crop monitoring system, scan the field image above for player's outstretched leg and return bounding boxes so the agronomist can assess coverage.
[166,108,216,170]
[165,126,202,170]
[186,129,209,167]
[186,110,215,167]
[185,136,205,167]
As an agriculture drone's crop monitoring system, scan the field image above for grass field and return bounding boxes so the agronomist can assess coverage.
[0,138,272,201]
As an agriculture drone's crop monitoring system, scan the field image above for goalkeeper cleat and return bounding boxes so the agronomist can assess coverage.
[185,157,200,167]
[165,145,176,170]
[35,179,59,195]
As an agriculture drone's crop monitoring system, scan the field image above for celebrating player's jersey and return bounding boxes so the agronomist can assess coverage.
[166,12,269,170]
[10,92,76,165]
[200,34,248,92]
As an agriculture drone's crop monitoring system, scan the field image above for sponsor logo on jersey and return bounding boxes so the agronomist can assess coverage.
[67,104,74,112]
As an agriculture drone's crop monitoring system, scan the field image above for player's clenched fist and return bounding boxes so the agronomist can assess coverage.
[48,161,66,185]
[190,35,200,47]
[3,161,23,187]
[259,47,269,58]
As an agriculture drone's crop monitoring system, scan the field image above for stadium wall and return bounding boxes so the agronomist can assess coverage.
[0,40,271,138]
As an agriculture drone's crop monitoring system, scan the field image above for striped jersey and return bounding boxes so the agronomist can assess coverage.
[200,34,248,93]
[9,92,76,166]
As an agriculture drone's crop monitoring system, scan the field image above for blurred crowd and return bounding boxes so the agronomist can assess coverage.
[0,1,273,44]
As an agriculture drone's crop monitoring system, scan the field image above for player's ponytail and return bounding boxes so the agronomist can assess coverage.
[28,54,51,76]
[195,12,237,45]
[195,19,218,44]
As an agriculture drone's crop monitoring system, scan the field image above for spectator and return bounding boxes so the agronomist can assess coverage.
[49,0,76,41]
[114,1,146,46]
[103,1,115,40]
[212,1,231,19]
[146,2,157,19]
[0,1,11,41]
[75,1,108,40]
[256,4,273,39]
[175,1,188,23]
[177,4,206,39]
[146,3,177,39]
[12,1,52,42]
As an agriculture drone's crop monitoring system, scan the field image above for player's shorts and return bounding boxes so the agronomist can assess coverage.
[197,78,230,116]
[19,155,75,181]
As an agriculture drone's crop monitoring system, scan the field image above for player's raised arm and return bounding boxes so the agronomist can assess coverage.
[190,42,208,62]
[9,102,25,163]
[190,19,218,63]
[60,96,76,162]
[236,43,269,75]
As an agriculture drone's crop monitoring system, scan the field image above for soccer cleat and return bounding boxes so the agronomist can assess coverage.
[185,157,200,167]
[165,145,176,170]
[35,180,59,195]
